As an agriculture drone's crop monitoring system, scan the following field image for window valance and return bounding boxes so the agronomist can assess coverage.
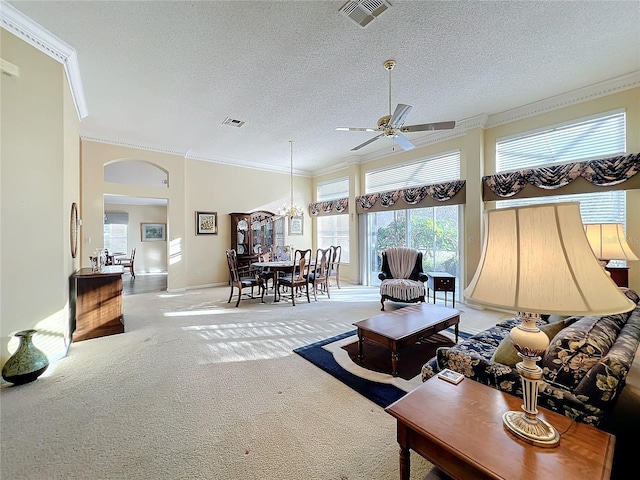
[483,152,639,200]
[309,198,349,216]
[355,180,466,214]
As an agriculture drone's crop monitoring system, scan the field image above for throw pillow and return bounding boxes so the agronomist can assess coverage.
[491,321,567,366]
[491,335,521,366]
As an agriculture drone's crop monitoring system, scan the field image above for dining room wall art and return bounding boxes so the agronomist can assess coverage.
[196,211,218,235]
[141,223,166,241]
[288,215,304,235]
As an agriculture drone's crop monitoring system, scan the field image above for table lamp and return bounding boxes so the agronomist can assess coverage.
[464,203,635,447]
[584,223,638,287]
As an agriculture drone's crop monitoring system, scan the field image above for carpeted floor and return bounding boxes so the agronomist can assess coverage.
[1,283,508,480]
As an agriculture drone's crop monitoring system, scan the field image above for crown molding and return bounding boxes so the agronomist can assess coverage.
[1,1,88,119]
[485,71,640,128]
[185,151,312,178]
[81,136,312,178]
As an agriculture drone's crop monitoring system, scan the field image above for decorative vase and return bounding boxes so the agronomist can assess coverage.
[2,329,49,385]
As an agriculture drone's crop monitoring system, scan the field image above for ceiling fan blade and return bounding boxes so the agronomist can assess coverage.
[401,121,456,132]
[389,104,413,126]
[335,127,378,132]
[351,133,384,151]
[394,133,415,151]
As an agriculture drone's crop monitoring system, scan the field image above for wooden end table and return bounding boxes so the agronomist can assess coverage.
[353,303,460,377]
[385,377,615,480]
[426,272,456,307]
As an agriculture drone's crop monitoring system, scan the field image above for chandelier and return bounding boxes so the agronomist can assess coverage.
[278,140,304,219]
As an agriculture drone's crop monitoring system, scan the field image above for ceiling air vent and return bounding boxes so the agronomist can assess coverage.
[222,117,245,128]
[339,0,392,28]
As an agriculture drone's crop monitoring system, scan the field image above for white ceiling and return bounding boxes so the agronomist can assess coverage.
[5,0,640,176]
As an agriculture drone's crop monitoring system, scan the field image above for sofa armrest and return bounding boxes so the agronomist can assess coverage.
[416,272,428,283]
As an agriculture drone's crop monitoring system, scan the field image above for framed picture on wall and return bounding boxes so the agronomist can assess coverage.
[141,223,166,242]
[288,215,304,236]
[196,211,218,235]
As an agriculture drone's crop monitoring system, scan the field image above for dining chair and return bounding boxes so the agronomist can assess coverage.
[308,247,331,301]
[254,248,276,291]
[276,248,312,306]
[329,245,342,289]
[115,248,136,279]
[226,249,265,307]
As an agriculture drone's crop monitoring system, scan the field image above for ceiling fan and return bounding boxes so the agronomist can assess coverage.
[336,59,456,152]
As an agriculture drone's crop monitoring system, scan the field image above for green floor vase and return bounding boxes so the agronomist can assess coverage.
[2,329,49,385]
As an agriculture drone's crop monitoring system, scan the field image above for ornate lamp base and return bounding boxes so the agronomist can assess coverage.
[503,411,560,447]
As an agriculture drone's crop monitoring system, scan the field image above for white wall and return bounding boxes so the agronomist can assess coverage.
[1,30,79,367]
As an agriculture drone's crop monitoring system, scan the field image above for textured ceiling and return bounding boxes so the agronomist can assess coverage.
[5,0,640,176]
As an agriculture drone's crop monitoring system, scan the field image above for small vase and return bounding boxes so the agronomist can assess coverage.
[2,329,49,385]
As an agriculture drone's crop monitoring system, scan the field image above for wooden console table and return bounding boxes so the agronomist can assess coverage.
[385,377,615,480]
[72,266,125,342]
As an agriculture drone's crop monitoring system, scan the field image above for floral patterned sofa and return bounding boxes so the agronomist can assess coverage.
[422,288,640,427]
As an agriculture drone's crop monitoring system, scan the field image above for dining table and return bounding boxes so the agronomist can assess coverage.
[250,260,315,303]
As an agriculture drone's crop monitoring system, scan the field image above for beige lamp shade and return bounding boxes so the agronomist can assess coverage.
[584,223,638,261]
[464,203,635,316]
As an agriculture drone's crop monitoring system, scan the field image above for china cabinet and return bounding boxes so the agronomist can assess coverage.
[230,211,284,267]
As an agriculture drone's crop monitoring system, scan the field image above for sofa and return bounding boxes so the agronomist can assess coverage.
[422,288,640,428]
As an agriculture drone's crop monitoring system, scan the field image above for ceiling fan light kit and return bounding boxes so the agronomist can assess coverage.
[337,59,456,152]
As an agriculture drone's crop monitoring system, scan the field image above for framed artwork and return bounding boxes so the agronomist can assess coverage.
[288,215,304,236]
[141,223,166,242]
[196,211,218,235]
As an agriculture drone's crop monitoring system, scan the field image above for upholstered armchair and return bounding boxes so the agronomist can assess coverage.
[378,247,427,311]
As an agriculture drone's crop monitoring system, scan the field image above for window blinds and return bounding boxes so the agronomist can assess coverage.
[317,178,349,201]
[365,151,461,194]
[496,110,626,172]
[495,110,627,225]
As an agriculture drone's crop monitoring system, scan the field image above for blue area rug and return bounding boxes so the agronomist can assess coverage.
[294,328,471,408]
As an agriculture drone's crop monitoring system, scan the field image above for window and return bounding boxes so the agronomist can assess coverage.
[496,110,625,171]
[316,178,350,263]
[104,211,129,254]
[366,206,459,285]
[365,150,460,193]
[496,110,628,264]
[363,151,462,291]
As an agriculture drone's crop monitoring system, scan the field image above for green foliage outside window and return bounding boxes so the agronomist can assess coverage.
[375,208,458,275]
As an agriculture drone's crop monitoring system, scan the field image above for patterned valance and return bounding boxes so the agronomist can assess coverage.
[355,180,466,214]
[309,197,349,216]
[483,152,639,199]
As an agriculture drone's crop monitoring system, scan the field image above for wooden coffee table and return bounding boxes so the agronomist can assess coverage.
[352,303,460,377]
[385,376,615,480]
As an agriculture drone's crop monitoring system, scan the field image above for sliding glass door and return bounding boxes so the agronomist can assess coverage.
[365,205,460,288]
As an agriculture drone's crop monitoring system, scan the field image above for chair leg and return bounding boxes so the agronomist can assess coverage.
[326,282,330,299]
[305,283,310,303]
[228,285,235,304]
[235,285,242,307]
[380,297,385,311]
[336,274,340,289]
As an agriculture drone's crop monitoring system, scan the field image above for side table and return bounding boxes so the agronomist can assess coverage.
[426,272,455,307]
[385,377,615,480]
